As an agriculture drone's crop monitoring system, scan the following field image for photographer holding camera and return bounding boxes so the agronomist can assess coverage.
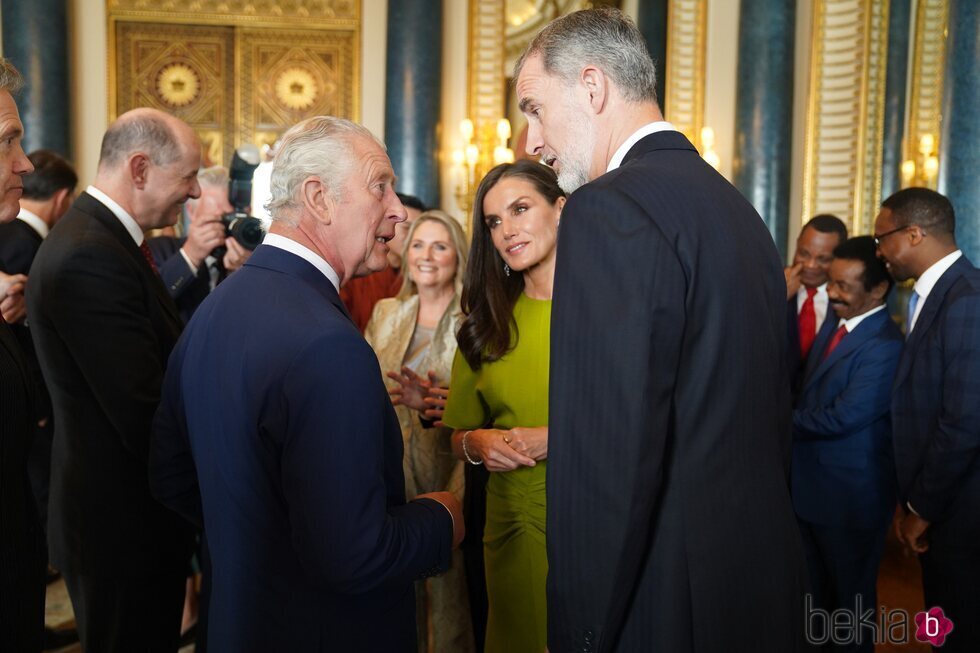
[149,165,254,324]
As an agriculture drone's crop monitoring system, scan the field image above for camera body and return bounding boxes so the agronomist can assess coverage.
[221,144,265,251]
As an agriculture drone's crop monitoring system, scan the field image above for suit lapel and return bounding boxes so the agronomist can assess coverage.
[803,310,888,390]
[802,313,837,383]
[894,257,969,387]
[76,192,182,330]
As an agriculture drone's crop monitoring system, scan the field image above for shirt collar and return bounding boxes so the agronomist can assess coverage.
[86,185,144,245]
[798,282,827,302]
[262,232,340,292]
[838,303,886,332]
[913,250,962,302]
[606,121,677,172]
[16,208,49,238]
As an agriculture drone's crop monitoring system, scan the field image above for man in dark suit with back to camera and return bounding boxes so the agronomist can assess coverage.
[874,188,980,652]
[27,107,202,652]
[148,165,251,324]
[792,236,902,652]
[515,8,808,652]
[150,116,464,652]
[785,214,848,397]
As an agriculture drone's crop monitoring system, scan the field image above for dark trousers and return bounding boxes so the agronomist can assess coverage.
[798,518,889,652]
[64,569,185,653]
[920,535,980,653]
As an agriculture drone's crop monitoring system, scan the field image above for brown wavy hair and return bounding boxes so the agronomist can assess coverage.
[457,160,565,369]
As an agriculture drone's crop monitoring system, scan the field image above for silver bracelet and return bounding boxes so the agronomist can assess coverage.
[462,430,483,465]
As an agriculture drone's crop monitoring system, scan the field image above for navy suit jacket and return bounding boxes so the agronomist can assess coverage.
[792,308,901,529]
[891,255,980,541]
[150,244,452,652]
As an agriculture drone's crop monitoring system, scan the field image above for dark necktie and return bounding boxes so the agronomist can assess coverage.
[139,241,160,276]
[822,325,848,360]
[798,286,818,358]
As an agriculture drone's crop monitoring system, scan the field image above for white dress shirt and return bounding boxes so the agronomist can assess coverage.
[86,185,144,245]
[262,232,340,292]
[606,121,677,172]
[908,250,963,334]
[16,208,49,239]
[835,303,886,333]
[797,283,830,334]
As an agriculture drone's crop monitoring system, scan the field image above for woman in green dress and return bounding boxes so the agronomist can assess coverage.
[442,160,565,653]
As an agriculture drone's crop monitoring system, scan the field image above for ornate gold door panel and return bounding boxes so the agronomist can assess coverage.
[108,1,359,167]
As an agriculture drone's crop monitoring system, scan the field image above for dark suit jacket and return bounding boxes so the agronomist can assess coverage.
[148,235,224,325]
[792,308,901,529]
[891,255,980,542]
[547,131,809,652]
[150,244,453,652]
[26,191,193,576]
[0,320,45,652]
[786,293,837,399]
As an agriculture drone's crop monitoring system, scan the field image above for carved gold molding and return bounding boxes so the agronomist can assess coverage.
[664,0,707,149]
[904,0,947,187]
[108,1,360,164]
[802,0,889,235]
[467,0,507,162]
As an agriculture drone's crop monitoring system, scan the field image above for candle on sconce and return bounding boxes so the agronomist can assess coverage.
[901,159,916,183]
[460,119,474,143]
[919,133,935,156]
[497,119,511,141]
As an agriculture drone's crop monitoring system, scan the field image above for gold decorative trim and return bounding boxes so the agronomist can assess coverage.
[467,0,506,155]
[802,0,889,235]
[106,0,359,26]
[905,0,947,187]
[664,0,707,149]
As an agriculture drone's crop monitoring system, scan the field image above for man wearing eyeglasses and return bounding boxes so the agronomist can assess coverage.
[874,187,980,652]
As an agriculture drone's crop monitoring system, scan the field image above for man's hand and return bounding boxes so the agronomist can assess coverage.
[182,198,227,268]
[222,237,251,272]
[897,512,930,554]
[0,271,28,323]
[416,491,465,548]
[784,263,802,300]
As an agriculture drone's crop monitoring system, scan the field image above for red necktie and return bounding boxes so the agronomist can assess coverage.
[798,286,818,358]
[139,241,159,276]
[823,325,848,360]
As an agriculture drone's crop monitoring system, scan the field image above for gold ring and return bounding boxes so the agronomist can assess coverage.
[503,435,512,444]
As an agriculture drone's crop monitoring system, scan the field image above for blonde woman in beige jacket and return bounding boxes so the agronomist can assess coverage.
[365,209,475,653]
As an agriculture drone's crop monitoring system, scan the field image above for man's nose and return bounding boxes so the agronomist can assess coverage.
[525,121,543,157]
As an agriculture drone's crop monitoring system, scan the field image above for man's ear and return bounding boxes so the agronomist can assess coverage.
[300,176,333,225]
[871,279,889,303]
[128,153,150,189]
[53,187,71,215]
[580,65,608,114]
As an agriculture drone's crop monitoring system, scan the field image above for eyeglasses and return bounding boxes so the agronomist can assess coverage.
[873,225,909,248]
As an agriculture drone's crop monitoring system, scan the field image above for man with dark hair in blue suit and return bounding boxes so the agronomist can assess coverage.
[785,214,849,398]
[150,116,464,652]
[874,188,980,652]
[792,236,901,652]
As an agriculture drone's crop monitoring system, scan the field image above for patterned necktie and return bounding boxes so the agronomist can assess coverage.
[823,325,848,360]
[139,241,160,276]
[798,286,818,358]
[906,290,920,339]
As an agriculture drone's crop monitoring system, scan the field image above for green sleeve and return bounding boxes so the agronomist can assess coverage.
[442,348,489,430]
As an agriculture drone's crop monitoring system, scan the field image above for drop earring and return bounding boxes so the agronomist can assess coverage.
[504,263,511,277]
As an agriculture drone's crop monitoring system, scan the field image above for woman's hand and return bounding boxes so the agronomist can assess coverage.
[424,385,450,426]
[505,426,548,461]
[387,367,440,413]
[455,429,536,472]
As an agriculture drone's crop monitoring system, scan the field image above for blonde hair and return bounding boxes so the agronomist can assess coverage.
[396,210,468,300]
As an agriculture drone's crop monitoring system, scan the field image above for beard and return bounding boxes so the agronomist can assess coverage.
[555,105,596,195]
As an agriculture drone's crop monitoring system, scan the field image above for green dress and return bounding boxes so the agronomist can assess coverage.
[443,293,550,653]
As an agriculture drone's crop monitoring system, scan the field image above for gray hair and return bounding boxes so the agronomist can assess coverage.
[185,166,228,213]
[514,7,658,105]
[265,116,383,223]
[98,111,183,169]
[0,58,24,94]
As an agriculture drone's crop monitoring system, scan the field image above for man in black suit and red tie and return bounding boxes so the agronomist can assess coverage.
[27,107,202,652]
[785,214,848,397]
[515,8,809,652]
